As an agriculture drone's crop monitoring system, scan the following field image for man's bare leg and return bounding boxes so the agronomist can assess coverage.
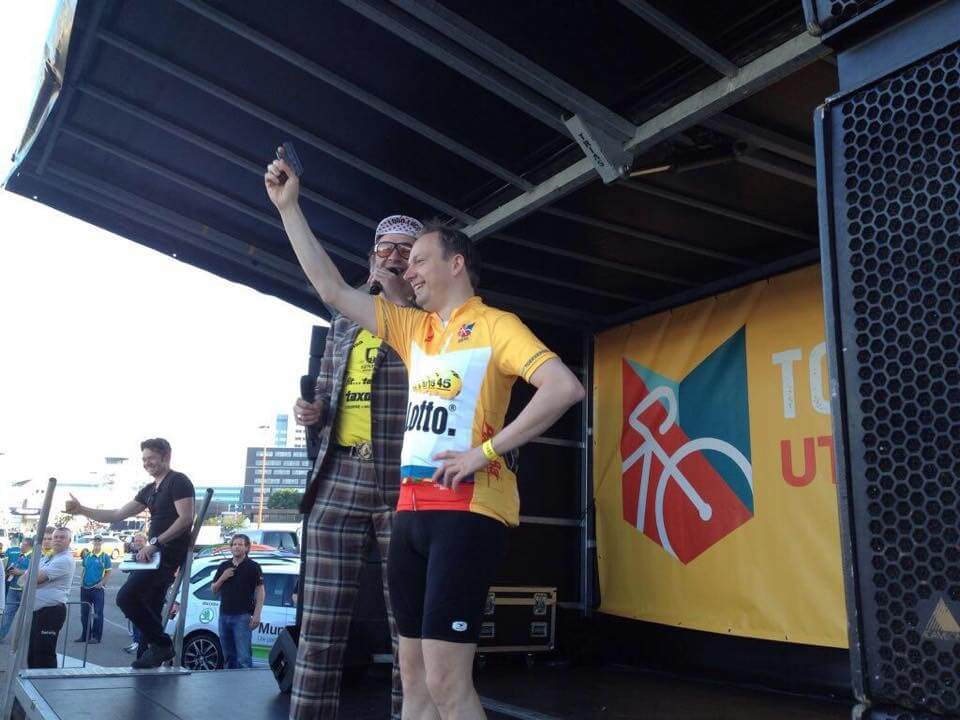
[422,639,485,720]
[399,636,441,720]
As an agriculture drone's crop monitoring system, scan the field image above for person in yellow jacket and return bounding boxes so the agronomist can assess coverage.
[41,527,54,557]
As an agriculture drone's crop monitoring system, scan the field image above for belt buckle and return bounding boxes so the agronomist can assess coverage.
[354,441,373,462]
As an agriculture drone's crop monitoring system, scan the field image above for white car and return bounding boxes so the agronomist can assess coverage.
[165,552,300,670]
[227,528,299,552]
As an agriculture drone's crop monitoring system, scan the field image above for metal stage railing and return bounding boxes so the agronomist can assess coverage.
[1,477,57,719]
[161,487,214,667]
[53,600,96,669]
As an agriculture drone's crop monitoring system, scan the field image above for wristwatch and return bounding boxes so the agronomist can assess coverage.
[148,536,162,549]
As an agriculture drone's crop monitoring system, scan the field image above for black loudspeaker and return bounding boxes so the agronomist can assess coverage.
[269,625,299,694]
[816,3,960,718]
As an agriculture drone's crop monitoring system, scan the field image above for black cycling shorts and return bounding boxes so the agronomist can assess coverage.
[388,510,507,644]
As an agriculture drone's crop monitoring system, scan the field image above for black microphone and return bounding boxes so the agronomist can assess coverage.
[299,375,316,403]
[369,267,400,295]
[300,374,321,462]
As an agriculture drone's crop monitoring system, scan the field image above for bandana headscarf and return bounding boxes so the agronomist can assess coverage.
[374,215,423,243]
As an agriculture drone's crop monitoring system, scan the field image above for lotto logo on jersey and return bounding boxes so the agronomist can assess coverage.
[406,400,457,437]
[620,328,753,564]
[411,369,463,399]
[400,344,492,481]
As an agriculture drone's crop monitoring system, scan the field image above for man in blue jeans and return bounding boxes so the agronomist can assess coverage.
[76,536,112,643]
[0,538,34,642]
[211,534,264,668]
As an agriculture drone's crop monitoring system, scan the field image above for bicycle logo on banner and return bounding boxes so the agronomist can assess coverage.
[621,386,753,560]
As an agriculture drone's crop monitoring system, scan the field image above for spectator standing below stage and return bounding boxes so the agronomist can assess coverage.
[211,534,264,669]
[4,539,22,574]
[40,527,54,557]
[29,528,76,668]
[266,156,584,720]
[65,438,195,669]
[289,214,418,720]
[76,535,112,644]
[0,538,34,643]
[123,533,147,653]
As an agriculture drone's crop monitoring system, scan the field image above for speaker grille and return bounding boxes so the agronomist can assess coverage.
[867,710,951,720]
[835,43,960,715]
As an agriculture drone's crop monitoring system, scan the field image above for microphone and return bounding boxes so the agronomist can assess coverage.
[369,266,400,295]
[300,375,321,461]
[299,375,316,403]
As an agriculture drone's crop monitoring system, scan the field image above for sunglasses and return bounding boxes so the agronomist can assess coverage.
[374,241,412,259]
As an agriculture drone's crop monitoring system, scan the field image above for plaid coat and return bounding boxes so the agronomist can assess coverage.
[299,312,408,512]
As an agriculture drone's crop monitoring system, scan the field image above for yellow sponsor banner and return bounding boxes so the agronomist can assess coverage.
[593,265,846,647]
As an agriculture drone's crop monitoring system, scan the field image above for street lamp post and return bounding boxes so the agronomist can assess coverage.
[257,425,270,528]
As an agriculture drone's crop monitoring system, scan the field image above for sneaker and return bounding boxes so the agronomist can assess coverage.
[88,638,101,645]
[131,642,175,669]
[73,637,87,643]
[122,642,138,654]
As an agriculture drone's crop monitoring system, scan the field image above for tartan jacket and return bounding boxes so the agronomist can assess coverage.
[300,311,408,512]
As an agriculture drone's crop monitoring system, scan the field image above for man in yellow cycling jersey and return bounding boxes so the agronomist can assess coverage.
[266,152,584,720]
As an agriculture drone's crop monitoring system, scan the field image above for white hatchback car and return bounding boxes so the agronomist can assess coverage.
[165,552,300,670]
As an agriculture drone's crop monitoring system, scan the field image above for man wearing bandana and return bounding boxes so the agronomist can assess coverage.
[290,214,421,720]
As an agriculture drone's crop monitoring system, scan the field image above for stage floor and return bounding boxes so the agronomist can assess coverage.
[11,662,852,720]
[475,663,852,720]
[341,660,852,720]
[13,668,288,720]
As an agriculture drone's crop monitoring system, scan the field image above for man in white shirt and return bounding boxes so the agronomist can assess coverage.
[29,527,76,668]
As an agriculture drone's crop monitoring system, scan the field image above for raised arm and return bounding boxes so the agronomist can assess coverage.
[264,153,377,333]
[65,494,146,524]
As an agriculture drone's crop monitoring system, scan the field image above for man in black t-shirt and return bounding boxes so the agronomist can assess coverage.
[211,534,264,669]
[65,437,195,668]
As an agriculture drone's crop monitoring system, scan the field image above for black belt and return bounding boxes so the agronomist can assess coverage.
[333,441,374,462]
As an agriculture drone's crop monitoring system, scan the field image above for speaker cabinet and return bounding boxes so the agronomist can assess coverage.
[816,3,960,717]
